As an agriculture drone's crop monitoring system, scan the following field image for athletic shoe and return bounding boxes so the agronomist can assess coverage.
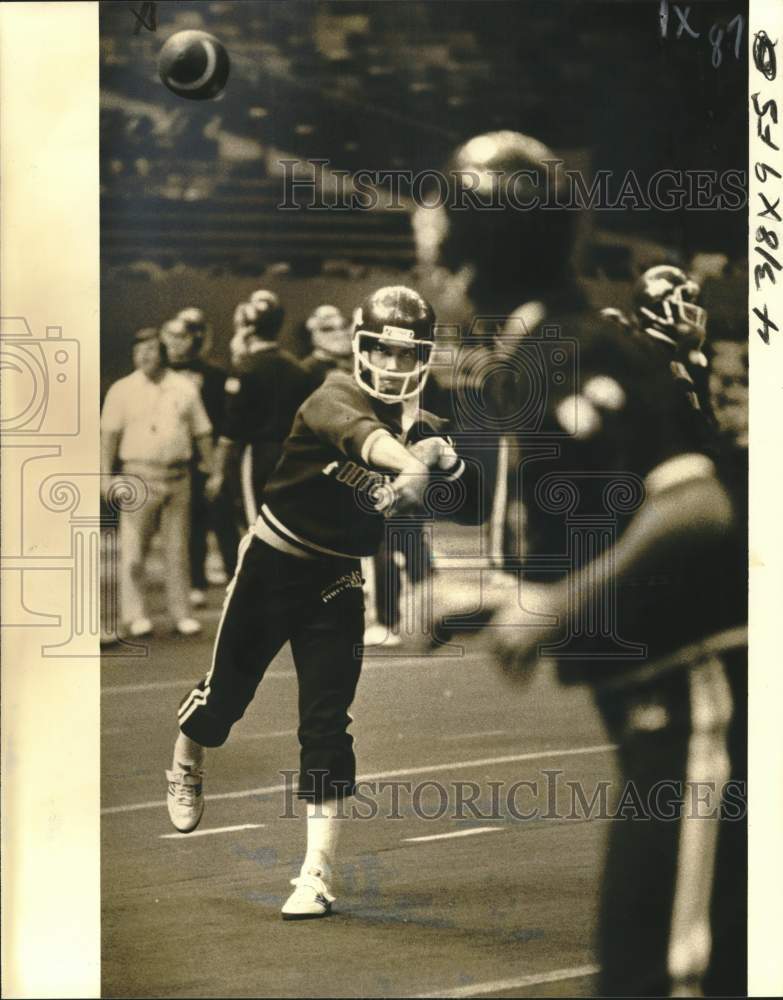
[128,617,153,638]
[175,617,202,636]
[281,868,335,920]
[189,589,207,608]
[362,623,402,647]
[165,764,204,833]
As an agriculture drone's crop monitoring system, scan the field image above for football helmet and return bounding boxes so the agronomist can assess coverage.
[307,305,352,360]
[248,289,285,339]
[160,317,201,365]
[633,265,707,351]
[353,286,435,403]
[413,130,576,307]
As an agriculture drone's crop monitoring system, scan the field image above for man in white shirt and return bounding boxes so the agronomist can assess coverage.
[101,327,215,637]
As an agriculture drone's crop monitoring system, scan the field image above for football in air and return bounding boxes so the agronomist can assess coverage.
[158,30,230,101]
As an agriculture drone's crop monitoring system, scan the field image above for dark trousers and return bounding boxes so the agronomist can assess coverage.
[178,535,364,800]
[593,647,747,997]
[189,468,240,588]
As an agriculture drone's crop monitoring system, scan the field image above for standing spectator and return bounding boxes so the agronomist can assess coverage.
[211,292,314,527]
[100,327,214,637]
[161,311,240,606]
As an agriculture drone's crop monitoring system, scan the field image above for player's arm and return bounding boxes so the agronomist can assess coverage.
[205,373,249,499]
[100,385,123,497]
[492,456,733,677]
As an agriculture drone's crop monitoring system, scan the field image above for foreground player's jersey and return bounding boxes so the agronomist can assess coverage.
[496,310,744,676]
[493,312,712,578]
[261,370,467,558]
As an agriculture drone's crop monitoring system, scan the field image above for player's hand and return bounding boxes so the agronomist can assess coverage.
[204,472,224,502]
[387,455,431,514]
[407,436,459,471]
[486,584,565,685]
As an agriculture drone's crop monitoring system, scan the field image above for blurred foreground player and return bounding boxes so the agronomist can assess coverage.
[480,382,746,995]
[413,130,588,564]
[423,130,746,995]
[213,292,313,527]
[161,312,240,602]
[166,286,479,919]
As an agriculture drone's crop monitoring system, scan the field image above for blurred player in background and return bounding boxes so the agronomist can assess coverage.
[211,291,313,527]
[632,264,716,433]
[301,304,353,382]
[423,130,747,996]
[161,310,240,604]
[166,286,480,920]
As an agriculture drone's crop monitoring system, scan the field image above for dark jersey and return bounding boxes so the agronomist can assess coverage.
[300,353,348,386]
[223,345,315,502]
[169,359,229,439]
[491,311,743,680]
[261,370,476,558]
[490,313,711,580]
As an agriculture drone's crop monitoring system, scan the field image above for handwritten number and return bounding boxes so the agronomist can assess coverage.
[753,304,779,345]
[755,161,782,183]
[727,15,744,60]
[756,226,780,252]
[709,24,724,68]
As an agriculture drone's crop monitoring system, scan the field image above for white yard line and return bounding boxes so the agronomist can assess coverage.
[441,730,507,741]
[102,743,616,815]
[102,656,450,696]
[403,827,503,844]
[414,964,601,998]
[159,822,265,840]
[233,729,298,741]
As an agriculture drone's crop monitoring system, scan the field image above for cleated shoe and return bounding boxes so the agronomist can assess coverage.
[165,765,204,833]
[281,868,335,920]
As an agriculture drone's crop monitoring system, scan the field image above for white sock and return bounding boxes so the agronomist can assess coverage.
[302,800,342,877]
[173,731,205,770]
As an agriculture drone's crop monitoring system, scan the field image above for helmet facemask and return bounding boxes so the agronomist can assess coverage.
[353,326,433,402]
[640,279,707,350]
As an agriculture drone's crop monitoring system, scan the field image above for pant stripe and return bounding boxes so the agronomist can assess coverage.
[178,530,255,727]
[241,446,257,526]
[488,435,509,567]
[666,655,734,993]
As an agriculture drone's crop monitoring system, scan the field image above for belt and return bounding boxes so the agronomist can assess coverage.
[121,461,190,481]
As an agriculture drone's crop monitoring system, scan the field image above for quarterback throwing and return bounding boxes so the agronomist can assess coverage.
[165,286,477,919]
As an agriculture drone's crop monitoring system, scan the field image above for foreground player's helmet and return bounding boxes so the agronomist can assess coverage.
[307,304,352,359]
[353,286,435,403]
[414,130,576,304]
[633,265,707,350]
